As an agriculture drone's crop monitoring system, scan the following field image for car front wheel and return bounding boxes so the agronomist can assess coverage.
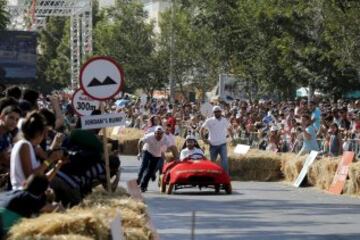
[224,184,232,194]
[167,183,174,194]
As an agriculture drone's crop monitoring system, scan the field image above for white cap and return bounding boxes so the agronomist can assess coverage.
[154,126,164,133]
[212,106,222,112]
[270,125,278,132]
[185,135,197,141]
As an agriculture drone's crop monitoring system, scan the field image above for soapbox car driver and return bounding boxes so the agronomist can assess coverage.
[180,135,204,160]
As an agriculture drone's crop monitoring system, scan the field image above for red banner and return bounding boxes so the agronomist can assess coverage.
[328,151,355,195]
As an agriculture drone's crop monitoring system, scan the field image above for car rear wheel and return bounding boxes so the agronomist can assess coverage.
[160,175,166,193]
[167,183,174,194]
[214,184,220,193]
[224,184,232,194]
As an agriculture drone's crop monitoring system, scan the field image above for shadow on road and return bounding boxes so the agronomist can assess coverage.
[145,193,360,240]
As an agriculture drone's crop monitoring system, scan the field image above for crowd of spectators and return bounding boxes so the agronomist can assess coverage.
[0,85,120,235]
[117,96,360,158]
[0,83,359,233]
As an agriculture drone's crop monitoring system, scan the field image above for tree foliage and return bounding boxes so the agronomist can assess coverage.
[94,0,164,95]
[36,17,69,92]
[35,0,360,99]
[0,0,8,30]
[158,0,360,99]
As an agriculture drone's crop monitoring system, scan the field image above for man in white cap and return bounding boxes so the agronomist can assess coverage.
[137,126,171,192]
[200,106,234,173]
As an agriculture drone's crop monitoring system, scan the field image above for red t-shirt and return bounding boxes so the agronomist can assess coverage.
[167,116,176,134]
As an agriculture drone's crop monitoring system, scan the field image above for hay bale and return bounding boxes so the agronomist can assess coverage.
[9,187,153,240]
[229,149,283,181]
[23,235,94,240]
[307,157,340,190]
[118,128,144,155]
[347,161,360,195]
[80,195,147,216]
[124,228,153,240]
[79,188,152,239]
[121,139,140,155]
[343,179,356,196]
[8,209,109,240]
[280,153,307,182]
[175,136,185,150]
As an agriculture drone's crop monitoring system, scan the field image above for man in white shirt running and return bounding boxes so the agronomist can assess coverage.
[200,106,234,173]
[153,124,178,179]
[180,135,204,160]
[137,126,173,192]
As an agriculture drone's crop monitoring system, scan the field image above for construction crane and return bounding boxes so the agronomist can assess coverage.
[5,0,93,89]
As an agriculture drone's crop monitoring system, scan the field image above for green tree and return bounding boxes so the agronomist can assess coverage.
[163,1,360,99]
[0,0,8,30]
[35,17,68,92]
[158,1,220,99]
[94,1,162,95]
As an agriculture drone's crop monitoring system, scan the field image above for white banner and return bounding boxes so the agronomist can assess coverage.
[293,151,319,187]
[200,102,213,117]
[111,213,124,240]
[233,144,250,155]
[81,112,126,130]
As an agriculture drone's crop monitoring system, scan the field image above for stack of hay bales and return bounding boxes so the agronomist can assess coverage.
[116,128,144,155]
[307,157,340,190]
[27,235,93,240]
[280,153,307,182]
[8,187,153,240]
[228,149,283,181]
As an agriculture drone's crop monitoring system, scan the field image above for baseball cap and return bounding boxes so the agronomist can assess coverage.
[154,126,164,133]
[212,106,222,112]
[185,135,197,141]
[270,125,278,132]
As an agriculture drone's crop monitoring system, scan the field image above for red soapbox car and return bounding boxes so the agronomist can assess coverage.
[159,153,232,194]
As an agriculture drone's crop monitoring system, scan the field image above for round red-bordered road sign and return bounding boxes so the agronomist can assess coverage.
[80,56,125,101]
[71,88,100,116]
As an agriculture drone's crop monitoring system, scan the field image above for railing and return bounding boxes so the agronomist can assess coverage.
[144,124,360,158]
[232,130,360,157]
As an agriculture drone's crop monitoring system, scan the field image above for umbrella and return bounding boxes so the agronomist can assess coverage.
[115,99,130,108]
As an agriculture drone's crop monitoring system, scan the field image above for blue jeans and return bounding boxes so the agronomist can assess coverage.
[209,143,229,174]
[137,151,161,189]
[155,158,164,174]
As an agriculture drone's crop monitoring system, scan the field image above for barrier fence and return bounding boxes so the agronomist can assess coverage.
[232,130,360,157]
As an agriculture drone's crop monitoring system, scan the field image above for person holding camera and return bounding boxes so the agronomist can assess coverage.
[10,112,64,190]
[297,114,320,156]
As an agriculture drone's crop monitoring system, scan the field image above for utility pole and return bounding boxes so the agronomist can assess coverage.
[169,0,175,103]
[309,0,323,105]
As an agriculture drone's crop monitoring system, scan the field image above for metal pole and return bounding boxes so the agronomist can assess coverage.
[169,0,175,103]
[308,81,311,106]
[101,102,111,192]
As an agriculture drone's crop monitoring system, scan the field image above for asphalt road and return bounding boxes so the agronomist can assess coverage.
[120,156,360,240]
